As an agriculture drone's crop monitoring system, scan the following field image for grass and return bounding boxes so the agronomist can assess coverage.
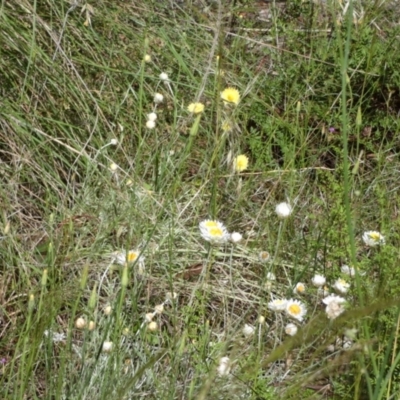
[1,0,400,398]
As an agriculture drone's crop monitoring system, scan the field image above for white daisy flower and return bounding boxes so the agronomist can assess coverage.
[285,323,298,336]
[268,299,288,312]
[275,202,292,218]
[362,231,385,247]
[311,274,326,287]
[285,299,307,322]
[243,324,255,338]
[293,282,306,295]
[146,120,156,129]
[333,278,350,294]
[323,295,346,320]
[199,219,230,244]
[217,356,231,376]
[113,250,145,268]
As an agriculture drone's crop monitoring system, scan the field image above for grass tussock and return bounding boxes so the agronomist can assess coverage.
[2,0,400,399]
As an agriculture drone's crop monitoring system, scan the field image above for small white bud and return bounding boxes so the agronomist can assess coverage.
[312,274,326,287]
[145,312,155,322]
[109,162,118,172]
[154,304,164,314]
[110,138,118,145]
[102,341,113,353]
[166,291,178,301]
[285,323,298,336]
[154,93,164,104]
[275,202,292,218]
[230,232,242,243]
[103,305,112,316]
[146,120,156,129]
[148,321,158,331]
[159,72,169,82]
[75,317,86,329]
[147,112,157,122]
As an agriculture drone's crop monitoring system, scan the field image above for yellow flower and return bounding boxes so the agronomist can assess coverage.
[187,102,205,114]
[234,154,248,172]
[221,87,240,105]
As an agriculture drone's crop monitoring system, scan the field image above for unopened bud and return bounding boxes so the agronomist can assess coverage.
[75,317,86,329]
[148,321,158,331]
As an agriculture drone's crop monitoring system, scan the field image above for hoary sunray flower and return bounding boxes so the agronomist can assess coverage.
[293,282,306,295]
[187,102,205,114]
[233,154,249,172]
[268,299,288,312]
[221,87,240,105]
[323,295,346,320]
[312,274,326,287]
[266,272,276,281]
[333,278,350,294]
[217,356,231,376]
[285,299,307,322]
[243,324,255,337]
[362,231,385,247]
[285,323,298,336]
[143,54,151,63]
[259,251,271,263]
[113,250,145,267]
[44,330,66,343]
[275,202,292,218]
[222,120,233,133]
[199,219,230,244]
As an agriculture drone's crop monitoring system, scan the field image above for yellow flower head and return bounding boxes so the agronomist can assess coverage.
[221,87,240,105]
[187,102,205,114]
[234,154,249,172]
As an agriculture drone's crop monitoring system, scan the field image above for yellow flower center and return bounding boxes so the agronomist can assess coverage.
[209,227,223,237]
[297,284,305,292]
[127,252,139,262]
[369,232,380,240]
[288,304,301,315]
[204,221,218,228]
